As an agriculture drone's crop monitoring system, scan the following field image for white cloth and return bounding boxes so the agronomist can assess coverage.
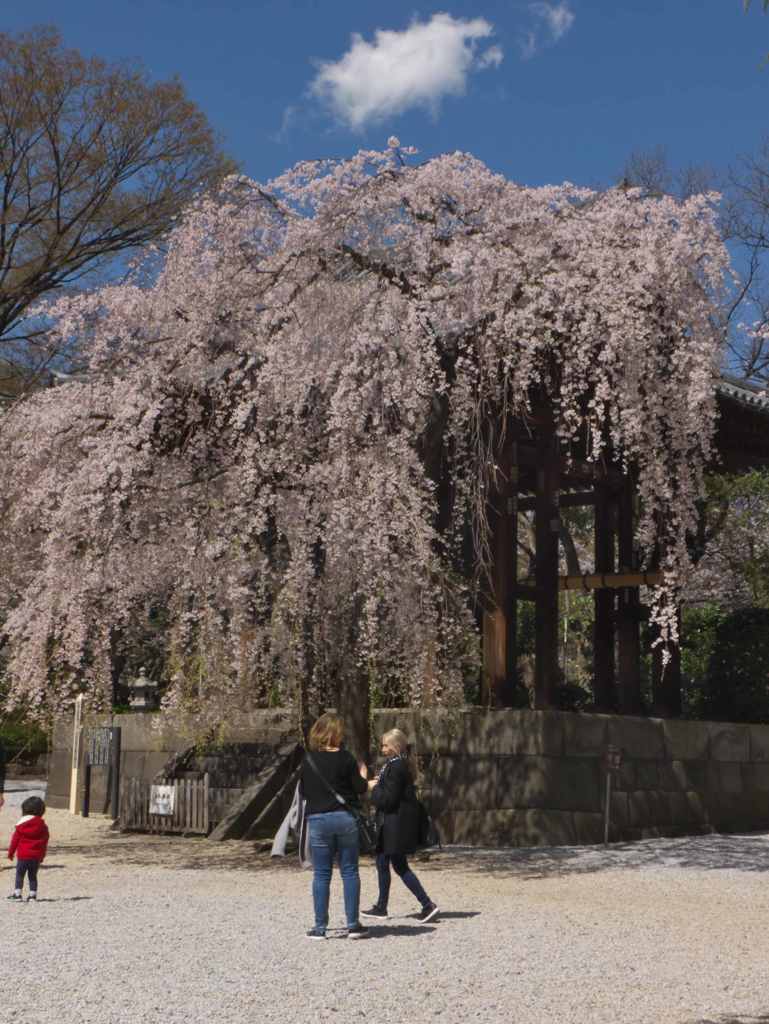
[271,780,311,868]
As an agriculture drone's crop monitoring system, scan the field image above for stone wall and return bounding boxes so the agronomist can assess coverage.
[47,707,769,847]
[47,709,298,816]
[376,708,769,846]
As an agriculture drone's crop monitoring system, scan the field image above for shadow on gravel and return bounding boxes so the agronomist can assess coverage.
[693,1015,769,1023]
[416,832,769,880]
[364,925,436,938]
[53,833,300,873]
[415,911,479,920]
[34,896,93,902]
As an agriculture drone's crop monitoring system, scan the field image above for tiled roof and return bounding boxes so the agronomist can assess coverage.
[716,373,769,415]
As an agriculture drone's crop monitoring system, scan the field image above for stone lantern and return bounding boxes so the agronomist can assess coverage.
[127,667,158,711]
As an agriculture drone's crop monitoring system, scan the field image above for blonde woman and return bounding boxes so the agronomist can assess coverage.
[300,712,369,939]
[363,729,439,923]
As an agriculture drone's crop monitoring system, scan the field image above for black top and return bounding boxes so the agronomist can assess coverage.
[300,748,367,815]
[370,756,421,856]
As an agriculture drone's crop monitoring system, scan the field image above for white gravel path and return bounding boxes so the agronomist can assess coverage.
[2,804,769,1024]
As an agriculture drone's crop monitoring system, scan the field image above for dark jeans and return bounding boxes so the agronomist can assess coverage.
[307,810,360,931]
[15,859,39,893]
[376,853,430,911]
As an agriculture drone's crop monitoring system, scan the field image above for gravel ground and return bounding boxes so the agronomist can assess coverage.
[1,804,769,1024]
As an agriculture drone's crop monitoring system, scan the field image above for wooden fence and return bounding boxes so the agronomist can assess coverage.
[120,775,211,835]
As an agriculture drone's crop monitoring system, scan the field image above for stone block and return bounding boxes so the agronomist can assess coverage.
[122,751,148,780]
[742,762,769,793]
[489,710,565,757]
[634,761,660,790]
[628,791,654,828]
[371,710,419,751]
[683,790,709,826]
[670,760,708,792]
[656,761,684,792]
[668,791,691,825]
[609,790,629,830]
[562,714,609,757]
[418,709,470,755]
[648,790,673,826]
[616,760,636,791]
[707,761,743,794]
[573,812,604,845]
[748,724,769,762]
[496,755,602,813]
[608,716,665,760]
[662,720,709,761]
[707,792,769,832]
[499,809,576,847]
[709,724,750,763]
[425,756,497,813]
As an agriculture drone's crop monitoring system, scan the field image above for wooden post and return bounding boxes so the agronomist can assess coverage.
[593,483,615,711]
[616,480,642,714]
[69,693,84,815]
[534,419,560,708]
[482,441,518,707]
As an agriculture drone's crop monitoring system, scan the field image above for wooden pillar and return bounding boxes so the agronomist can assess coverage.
[651,607,683,717]
[482,443,518,707]
[593,483,615,711]
[534,421,560,709]
[616,479,642,715]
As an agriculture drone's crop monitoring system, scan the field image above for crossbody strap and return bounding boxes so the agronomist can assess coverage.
[304,751,349,808]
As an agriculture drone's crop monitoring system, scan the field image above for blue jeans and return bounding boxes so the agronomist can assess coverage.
[376,853,430,910]
[15,859,39,894]
[308,811,360,931]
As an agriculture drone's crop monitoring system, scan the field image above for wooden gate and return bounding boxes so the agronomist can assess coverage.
[120,775,210,835]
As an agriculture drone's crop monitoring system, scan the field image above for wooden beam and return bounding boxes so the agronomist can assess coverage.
[534,418,560,709]
[593,484,615,712]
[481,448,518,708]
[616,479,642,715]
[517,490,596,512]
[561,570,663,591]
[515,444,625,488]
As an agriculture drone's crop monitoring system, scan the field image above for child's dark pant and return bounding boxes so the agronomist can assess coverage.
[15,859,39,893]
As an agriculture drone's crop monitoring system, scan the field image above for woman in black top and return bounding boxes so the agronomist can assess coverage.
[362,728,439,923]
[300,712,369,939]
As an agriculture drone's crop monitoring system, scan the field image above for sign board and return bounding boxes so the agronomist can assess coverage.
[87,727,112,767]
[149,785,175,816]
[606,745,622,772]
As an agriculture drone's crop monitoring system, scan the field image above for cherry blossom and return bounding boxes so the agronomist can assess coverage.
[0,145,729,720]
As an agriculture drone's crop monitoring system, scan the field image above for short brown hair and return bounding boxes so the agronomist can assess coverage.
[308,712,345,751]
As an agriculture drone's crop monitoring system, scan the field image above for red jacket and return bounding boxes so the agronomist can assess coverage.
[8,815,49,862]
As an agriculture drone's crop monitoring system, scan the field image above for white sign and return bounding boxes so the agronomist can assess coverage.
[149,785,175,816]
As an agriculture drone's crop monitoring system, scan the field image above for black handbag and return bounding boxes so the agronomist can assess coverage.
[304,752,378,855]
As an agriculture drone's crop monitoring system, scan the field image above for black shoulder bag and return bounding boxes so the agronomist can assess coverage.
[304,752,379,855]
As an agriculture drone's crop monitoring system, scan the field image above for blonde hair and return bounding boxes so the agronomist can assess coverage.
[308,712,345,751]
[381,728,409,755]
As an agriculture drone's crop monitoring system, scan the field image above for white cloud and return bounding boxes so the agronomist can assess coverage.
[532,2,576,41]
[478,44,504,69]
[522,2,575,58]
[309,13,503,131]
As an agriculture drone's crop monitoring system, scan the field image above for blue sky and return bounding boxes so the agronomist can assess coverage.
[4,1,769,188]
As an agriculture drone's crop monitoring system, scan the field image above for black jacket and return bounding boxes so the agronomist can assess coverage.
[300,749,367,815]
[370,756,420,856]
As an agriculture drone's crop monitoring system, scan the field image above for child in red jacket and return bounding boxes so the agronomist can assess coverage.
[7,796,49,902]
